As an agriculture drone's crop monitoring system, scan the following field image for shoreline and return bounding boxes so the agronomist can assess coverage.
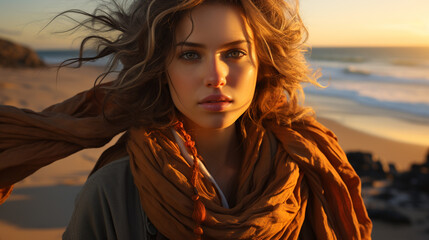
[305,93,429,147]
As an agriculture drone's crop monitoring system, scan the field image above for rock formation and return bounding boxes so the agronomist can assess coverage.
[0,37,45,68]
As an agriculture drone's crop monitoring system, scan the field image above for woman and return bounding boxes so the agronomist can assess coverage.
[0,0,372,239]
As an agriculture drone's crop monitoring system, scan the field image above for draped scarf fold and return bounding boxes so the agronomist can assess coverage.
[0,85,372,239]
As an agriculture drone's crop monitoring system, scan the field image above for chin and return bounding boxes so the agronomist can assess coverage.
[186,115,239,131]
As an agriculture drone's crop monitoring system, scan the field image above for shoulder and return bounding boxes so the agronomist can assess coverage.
[64,157,146,240]
[79,157,136,202]
[75,156,139,211]
[86,157,132,187]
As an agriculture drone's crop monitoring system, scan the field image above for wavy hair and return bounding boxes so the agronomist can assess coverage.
[56,0,319,130]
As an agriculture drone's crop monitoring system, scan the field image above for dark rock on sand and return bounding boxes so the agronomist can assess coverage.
[349,150,429,227]
[0,37,45,68]
[393,149,429,194]
[347,151,387,181]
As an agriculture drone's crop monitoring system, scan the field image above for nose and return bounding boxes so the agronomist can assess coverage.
[204,56,227,88]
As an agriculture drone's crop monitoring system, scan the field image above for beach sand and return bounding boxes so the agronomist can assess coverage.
[0,66,428,239]
[317,117,428,171]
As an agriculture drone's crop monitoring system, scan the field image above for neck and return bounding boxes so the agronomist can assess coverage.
[181,119,244,206]
[184,122,242,172]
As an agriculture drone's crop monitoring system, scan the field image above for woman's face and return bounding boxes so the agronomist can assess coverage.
[167,3,258,130]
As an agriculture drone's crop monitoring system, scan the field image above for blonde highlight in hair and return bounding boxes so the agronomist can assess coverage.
[238,0,320,129]
[57,0,319,130]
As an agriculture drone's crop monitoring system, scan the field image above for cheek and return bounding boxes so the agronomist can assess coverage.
[243,68,258,105]
[167,72,195,111]
[166,70,180,107]
[232,64,258,96]
[167,78,183,106]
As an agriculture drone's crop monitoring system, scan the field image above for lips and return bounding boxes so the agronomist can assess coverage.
[198,95,232,111]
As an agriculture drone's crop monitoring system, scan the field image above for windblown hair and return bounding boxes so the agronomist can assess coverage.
[57,0,319,129]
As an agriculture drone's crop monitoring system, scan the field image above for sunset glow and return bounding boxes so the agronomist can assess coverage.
[0,0,428,49]
[300,0,429,47]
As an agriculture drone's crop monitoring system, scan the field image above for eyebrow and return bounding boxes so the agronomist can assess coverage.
[175,40,250,48]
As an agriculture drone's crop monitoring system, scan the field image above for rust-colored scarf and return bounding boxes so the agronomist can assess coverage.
[0,85,372,239]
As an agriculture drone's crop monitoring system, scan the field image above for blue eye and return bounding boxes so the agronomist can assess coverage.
[180,51,200,60]
[226,50,246,58]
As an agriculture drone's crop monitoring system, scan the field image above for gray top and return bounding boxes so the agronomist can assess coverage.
[63,157,158,240]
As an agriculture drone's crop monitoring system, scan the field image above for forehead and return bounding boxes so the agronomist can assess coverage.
[175,4,253,44]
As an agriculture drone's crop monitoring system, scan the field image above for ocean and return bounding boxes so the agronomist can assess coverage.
[36,47,429,146]
[36,50,110,67]
[305,47,429,146]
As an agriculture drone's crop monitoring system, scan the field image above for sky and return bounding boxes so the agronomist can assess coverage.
[0,0,428,49]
